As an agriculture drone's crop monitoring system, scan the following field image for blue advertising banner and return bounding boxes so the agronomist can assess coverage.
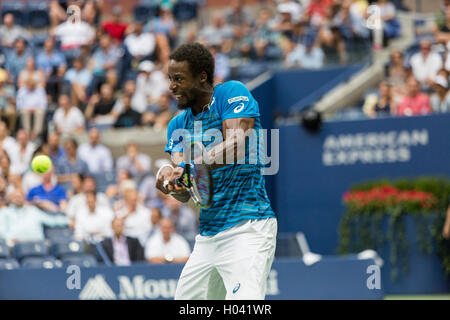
[0,257,382,300]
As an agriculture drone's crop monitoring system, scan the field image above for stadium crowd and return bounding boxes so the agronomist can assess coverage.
[0,0,405,267]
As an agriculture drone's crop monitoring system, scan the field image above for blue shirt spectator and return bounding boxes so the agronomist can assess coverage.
[36,37,67,76]
[5,38,31,83]
[27,184,67,207]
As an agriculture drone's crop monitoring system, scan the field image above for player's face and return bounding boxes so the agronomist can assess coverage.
[168,60,202,110]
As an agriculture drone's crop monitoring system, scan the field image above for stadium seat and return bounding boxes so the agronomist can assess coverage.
[13,241,48,262]
[61,254,98,268]
[0,240,10,258]
[21,256,61,269]
[133,2,158,23]
[27,2,50,28]
[0,258,20,270]
[173,0,198,22]
[44,226,74,242]
[50,239,85,259]
[1,2,27,26]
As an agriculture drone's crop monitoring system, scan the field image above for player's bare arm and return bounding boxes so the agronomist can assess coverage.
[155,158,190,203]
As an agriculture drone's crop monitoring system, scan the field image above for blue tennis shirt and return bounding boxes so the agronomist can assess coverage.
[165,80,276,236]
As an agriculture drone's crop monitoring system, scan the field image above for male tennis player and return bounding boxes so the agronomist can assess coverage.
[156,43,277,300]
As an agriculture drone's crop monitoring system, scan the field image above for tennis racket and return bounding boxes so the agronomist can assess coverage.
[175,141,213,209]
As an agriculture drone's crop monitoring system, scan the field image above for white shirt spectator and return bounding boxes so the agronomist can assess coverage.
[0,136,17,159]
[77,143,114,174]
[53,106,85,134]
[16,86,47,111]
[145,232,191,261]
[410,51,443,86]
[135,71,169,107]
[124,32,156,57]
[9,141,37,175]
[116,204,152,245]
[116,153,151,177]
[74,204,114,241]
[66,192,110,219]
[54,21,95,50]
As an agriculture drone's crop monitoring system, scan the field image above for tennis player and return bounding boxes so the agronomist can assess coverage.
[156,43,277,300]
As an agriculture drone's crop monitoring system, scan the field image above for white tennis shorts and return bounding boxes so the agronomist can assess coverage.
[174,217,277,300]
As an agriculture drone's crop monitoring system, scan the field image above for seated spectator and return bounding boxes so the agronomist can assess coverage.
[100,217,145,266]
[0,70,17,133]
[410,38,443,90]
[18,57,46,89]
[88,34,122,85]
[16,77,48,141]
[162,196,198,242]
[145,218,191,264]
[0,174,13,208]
[396,76,432,116]
[285,35,324,69]
[112,80,145,114]
[0,14,31,49]
[53,94,86,136]
[144,207,162,243]
[0,150,20,191]
[145,3,178,48]
[209,43,230,85]
[5,38,31,85]
[124,22,157,62]
[387,50,409,91]
[116,188,152,246]
[250,8,282,61]
[135,61,169,110]
[36,37,67,104]
[66,174,110,228]
[9,130,37,176]
[101,5,128,43]
[199,13,234,47]
[77,128,114,174]
[113,94,142,128]
[84,83,117,128]
[105,169,137,211]
[362,81,395,118]
[54,138,89,192]
[64,57,93,108]
[26,166,68,213]
[432,4,450,44]
[430,75,450,113]
[376,0,401,42]
[0,189,69,245]
[0,121,17,159]
[47,132,66,165]
[141,91,174,130]
[116,142,151,178]
[74,191,114,242]
[225,0,254,27]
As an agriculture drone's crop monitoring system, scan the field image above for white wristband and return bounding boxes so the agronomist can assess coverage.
[156,164,174,181]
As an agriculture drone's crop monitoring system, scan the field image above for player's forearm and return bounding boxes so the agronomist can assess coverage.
[171,191,191,203]
[206,130,247,167]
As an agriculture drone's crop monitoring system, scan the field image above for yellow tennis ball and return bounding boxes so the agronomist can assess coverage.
[31,155,52,174]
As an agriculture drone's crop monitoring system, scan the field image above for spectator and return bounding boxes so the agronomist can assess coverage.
[362,81,395,118]
[387,50,409,88]
[105,169,136,210]
[0,69,17,133]
[410,38,443,90]
[116,188,152,246]
[53,94,86,136]
[250,8,282,61]
[285,34,324,69]
[84,83,117,127]
[0,174,13,208]
[396,76,432,116]
[18,57,46,89]
[124,22,157,62]
[224,0,254,27]
[64,57,93,107]
[145,218,191,264]
[100,217,145,266]
[430,75,450,113]
[66,174,110,228]
[88,34,122,82]
[199,13,234,47]
[0,13,31,49]
[209,43,230,85]
[146,207,162,241]
[16,77,47,141]
[5,38,31,85]
[0,150,20,190]
[305,0,333,27]
[113,94,142,128]
[376,0,401,42]
[77,128,114,174]
[145,3,178,48]
[112,80,145,114]
[9,130,37,176]
[47,132,66,165]
[138,173,159,209]
[74,191,114,242]
[116,142,151,177]
[36,37,67,104]
[26,166,68,213]
[0,121,16,159]
[141,91,174,129]
[135,60,169,110]
[161,196,198,242]
[0,189,69,244]
[101,5,128,43]
[55,138,89,192]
